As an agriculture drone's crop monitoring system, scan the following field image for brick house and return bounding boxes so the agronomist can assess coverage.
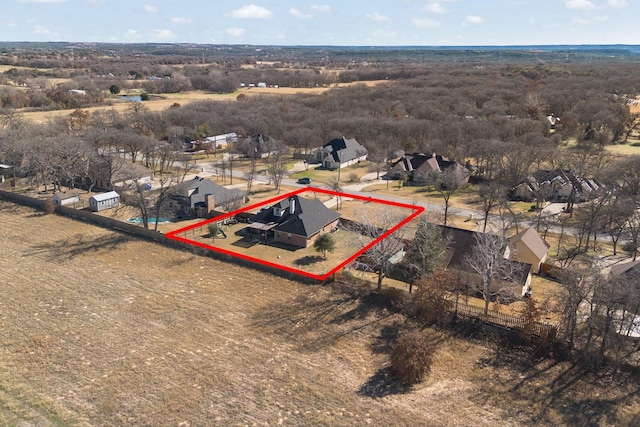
[247,195,341,248]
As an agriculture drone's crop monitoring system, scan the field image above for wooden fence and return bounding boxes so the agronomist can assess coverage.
[453,301,557,340]
[0,189,322,284]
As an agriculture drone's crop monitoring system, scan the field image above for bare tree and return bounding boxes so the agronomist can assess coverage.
[401,217,448,292]
[349,207,409,290]
[464,232,522,315]
[327,176,343,210]
[151,175,176,231]
[267,149,288,194]
[431,168,467,226]
[244,149,259,194]
[478,181,506,233]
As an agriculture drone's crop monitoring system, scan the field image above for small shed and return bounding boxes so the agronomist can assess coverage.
[89,191,120,212]
[53,191,80,207]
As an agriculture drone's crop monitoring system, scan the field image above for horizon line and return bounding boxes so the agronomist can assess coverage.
[1,41,640,49]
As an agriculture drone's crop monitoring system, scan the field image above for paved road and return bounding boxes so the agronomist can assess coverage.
[187,159,629,247]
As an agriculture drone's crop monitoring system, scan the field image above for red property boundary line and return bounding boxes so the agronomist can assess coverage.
[166,187,424,281]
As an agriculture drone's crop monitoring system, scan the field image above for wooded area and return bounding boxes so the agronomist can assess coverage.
[2,43,640,370]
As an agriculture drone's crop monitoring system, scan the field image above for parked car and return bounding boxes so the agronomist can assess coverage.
[297,177,312,185]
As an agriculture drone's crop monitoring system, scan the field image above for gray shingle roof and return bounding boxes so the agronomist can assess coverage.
[321,137,368,164]
[173,176,245,209]
[249,195,341,238]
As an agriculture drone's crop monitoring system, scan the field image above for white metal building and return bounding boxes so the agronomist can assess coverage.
[89,191,120,212]
[53,191,80,207]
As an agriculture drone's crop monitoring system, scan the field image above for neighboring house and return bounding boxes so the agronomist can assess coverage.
[247,195,341,248]
[53,190,80,207]
[170,176,246,218]
[389,152,470,185]
[75,157,154,191]
[509,169,603,203]
[188,133,238,152]
[606,261,640,337]
[315,137,368,169]
[509,227,550,274]
[438,225,532,300]
[239,134,280,158]
[89,191,120,212]
[355,236,406,270]
[205,133,238,150]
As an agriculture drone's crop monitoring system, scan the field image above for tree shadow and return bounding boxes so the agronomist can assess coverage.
[369,321,403,354]
[294,255,324,266]
[473,341,640,426]
[24,233,130,262]
[357,366,411,398]
[330,291,398,323]
[252,285,405,353]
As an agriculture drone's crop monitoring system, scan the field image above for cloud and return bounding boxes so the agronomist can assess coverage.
[231,5,272,19]
[290,8,312,18]
[227,27,245,37]
[33,25,52,35]
[412,18,441,29]
[463,15,484,26]
[124,29,142,41]
[564,0,597,10]
[366,12,389,22]
[17,0,67,3]
[150,29,176,40]
[425,3,446,14]
[171,17,193,24]
[607,0,628,8]
[86,0,105,5]
[573,17,589,25]
[310,4,331,12]
[144,4,157,13]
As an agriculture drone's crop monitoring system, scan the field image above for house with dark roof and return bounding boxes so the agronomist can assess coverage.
[170,176,246,218]
[389,153,470,185]
[509,227,550,274]
[247,195,341,248]
[74,156,154,191]
[509,169,603,203]
[437,225,532,301]
[605,261,640,337]
[239,134,280,158]
[315,137,368,169]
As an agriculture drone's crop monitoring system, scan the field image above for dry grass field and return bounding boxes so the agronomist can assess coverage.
[1,201,639,426]
[12,80,389,125]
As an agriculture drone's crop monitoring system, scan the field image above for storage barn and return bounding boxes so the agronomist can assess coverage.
[89,191,120,212]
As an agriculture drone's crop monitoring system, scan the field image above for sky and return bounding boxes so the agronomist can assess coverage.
[2,0,639,46]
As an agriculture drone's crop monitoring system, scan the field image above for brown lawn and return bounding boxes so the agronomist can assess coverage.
[0,201,638,426]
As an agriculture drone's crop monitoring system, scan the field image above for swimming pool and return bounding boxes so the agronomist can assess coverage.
[126,217,171,224]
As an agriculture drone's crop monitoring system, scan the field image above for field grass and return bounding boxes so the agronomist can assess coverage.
[605,143,640,156]
[11,81,388,125]
[0,201,639,426]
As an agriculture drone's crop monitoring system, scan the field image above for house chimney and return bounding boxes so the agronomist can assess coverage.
[206,194,215,214]
[289,197,296,215]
